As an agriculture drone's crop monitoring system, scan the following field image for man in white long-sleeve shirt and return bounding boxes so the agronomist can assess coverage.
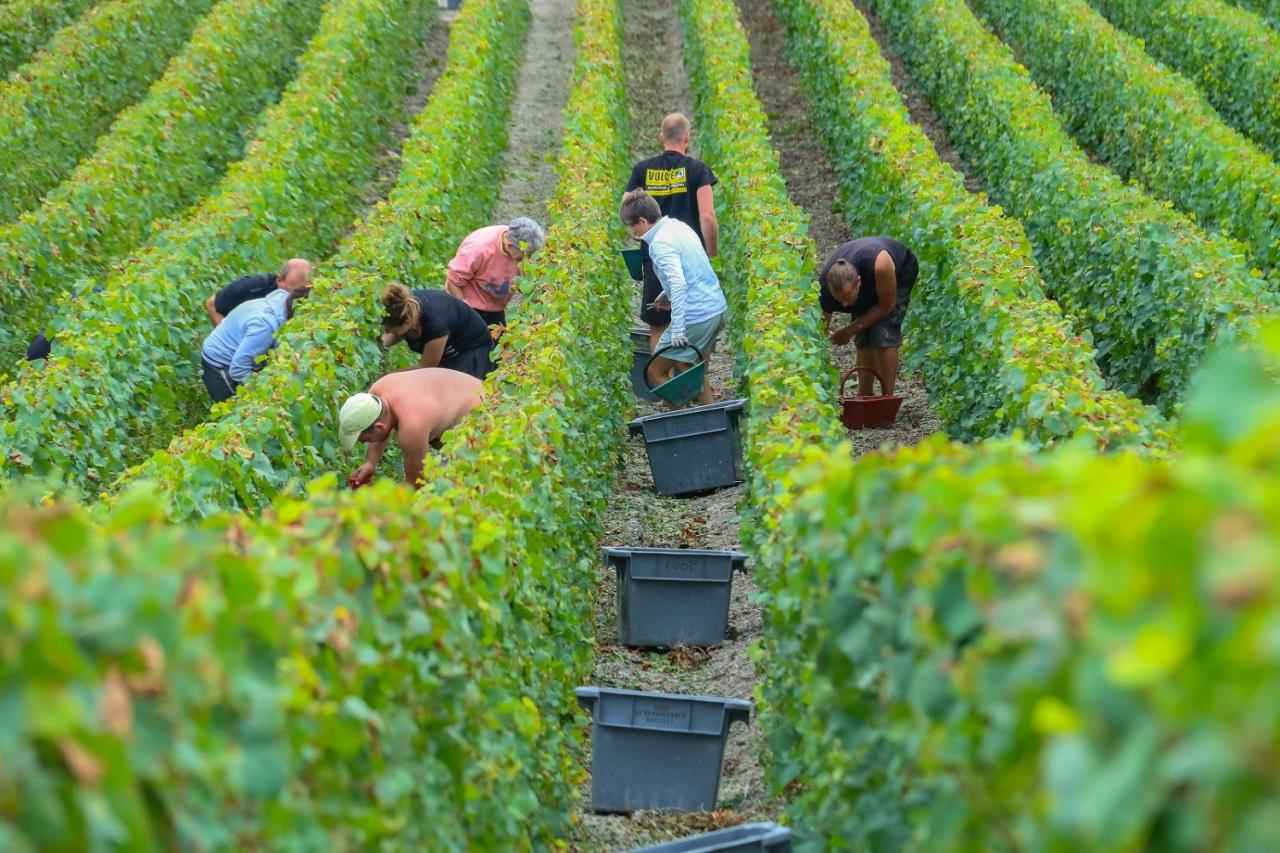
[621,189,728,406]
[199,287,304,402]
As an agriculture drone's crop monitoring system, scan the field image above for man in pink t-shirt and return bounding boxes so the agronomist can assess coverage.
[444,216,545,327]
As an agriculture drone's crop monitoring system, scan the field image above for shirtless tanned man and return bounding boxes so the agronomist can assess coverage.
[338,368,483,488]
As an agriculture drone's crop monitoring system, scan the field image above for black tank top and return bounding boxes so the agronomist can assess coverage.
[818,237,915,315]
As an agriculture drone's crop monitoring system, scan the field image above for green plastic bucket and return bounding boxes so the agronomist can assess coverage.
[620,247,644,281]
[645,344,706,406]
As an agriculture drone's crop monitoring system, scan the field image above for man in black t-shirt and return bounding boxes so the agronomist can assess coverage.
[818,237,919,397]
[205,258,312,325]
[625,113,719,348]
[378,283,495,379]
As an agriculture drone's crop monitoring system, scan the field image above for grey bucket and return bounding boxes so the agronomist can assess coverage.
[604,547,747,647]
[576,687,751,814]
[624,822,793,852]
[627,398,746,496]
[630,327,660,401]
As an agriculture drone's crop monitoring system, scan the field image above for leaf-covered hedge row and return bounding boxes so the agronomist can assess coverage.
[1090,0,1280,160]
[0,0,327,365]
[0,0,216,221]
[0,471,596,849]
[970,0,1280,275]
[1232,0,1280,27]
[676,0,845,557]
[107,0,528,521]
[0,0,97,76]
[773,0,1166,446]
[871,0,1277,411]
[2,0,634,842]
[0,0,435,496]
[757,325,1280,850]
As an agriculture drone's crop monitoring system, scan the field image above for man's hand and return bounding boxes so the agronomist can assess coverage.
[646,292,671,312]
[347,462,376,489]
[829,324,857,346]
[669,330,690,349]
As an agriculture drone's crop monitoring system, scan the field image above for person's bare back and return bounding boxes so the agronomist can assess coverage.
[369,367,483,450]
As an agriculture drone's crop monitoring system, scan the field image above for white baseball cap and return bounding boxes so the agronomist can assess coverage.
[338,393,382,452]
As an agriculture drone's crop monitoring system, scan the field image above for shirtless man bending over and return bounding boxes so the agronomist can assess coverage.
[338,367,483,488]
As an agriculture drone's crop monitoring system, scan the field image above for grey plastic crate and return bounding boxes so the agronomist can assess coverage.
[625,822,793,852]
[576,687,750,814]
[630,327,660,401]
[604,547,747,647]
[627,398,746,496]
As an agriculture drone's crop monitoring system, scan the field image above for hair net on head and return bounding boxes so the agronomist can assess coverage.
[507,217,546,254]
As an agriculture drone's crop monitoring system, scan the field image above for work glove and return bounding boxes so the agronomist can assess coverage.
[669,330,690,349]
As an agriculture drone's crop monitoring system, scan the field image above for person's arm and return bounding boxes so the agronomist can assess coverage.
[624,163,644,194]
[696,184,719,259]
[349,436,390,487]
[831,252,897,345]
[445,242,479,300]
[397,424,430,488]
[227,316,276,382]
[417,336,448,369]
[649,241,688,337]
[206,294,224,326]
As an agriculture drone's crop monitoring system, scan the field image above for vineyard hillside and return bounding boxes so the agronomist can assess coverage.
[1,0,1278,849]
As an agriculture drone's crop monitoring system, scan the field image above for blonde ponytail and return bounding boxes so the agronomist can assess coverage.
[381,282,421,331]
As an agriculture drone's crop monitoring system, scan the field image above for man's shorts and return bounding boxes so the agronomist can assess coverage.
[657,311,727,364]
[855,283,913,349]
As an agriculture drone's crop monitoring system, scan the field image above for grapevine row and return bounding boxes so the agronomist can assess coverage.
[108,0,529,520]
[0,0,96,76]
[871,0,1277,411]
[676,0,844,551]
[1,0,633,843]
[0,0,436,495]
[0,0,328,365]
[970,0,1280,274]
[755,328,1280,848]
[1089,0,1280,159]
[0,0,215,221]
[1232,0,1280,27]
[774,0,1166,444]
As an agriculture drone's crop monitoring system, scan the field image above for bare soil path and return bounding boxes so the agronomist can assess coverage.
[492,0,578,227]
[736,0,943,454]
[569,0,778,849]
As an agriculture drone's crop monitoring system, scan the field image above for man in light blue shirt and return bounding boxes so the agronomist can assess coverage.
[200,287,303,402]
[621,189,728,407]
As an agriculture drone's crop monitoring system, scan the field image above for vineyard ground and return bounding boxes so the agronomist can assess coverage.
[735,0,942,453]
[492,0,577,226]
[574,1,949,845]
[572,0,776,847]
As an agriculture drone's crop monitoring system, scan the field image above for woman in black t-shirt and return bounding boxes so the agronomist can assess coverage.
[378,283,495,379]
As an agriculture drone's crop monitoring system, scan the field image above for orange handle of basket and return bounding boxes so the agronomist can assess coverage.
[839,365,887,397]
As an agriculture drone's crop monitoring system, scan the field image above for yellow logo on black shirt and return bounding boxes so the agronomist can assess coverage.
[645,167,688,197]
